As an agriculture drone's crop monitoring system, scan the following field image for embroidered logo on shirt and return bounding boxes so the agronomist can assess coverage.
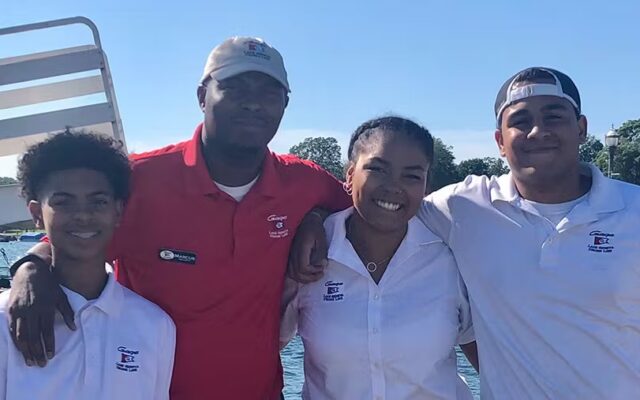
[158,248,197,265]
[116,346,140,372]
[267,214,289,238]
[323,281,344,302]
[588,231,615,253]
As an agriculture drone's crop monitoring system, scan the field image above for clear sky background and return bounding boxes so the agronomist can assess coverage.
[1,0,639,177]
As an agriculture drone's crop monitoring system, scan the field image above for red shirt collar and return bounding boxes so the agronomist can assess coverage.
[182,123,282,198]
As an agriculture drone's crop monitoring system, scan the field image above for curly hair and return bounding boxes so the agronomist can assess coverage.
[347,116,434,163]
[17,130,131,202]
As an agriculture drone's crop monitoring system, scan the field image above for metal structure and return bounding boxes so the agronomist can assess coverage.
[0,17,125,226]
[0,16,126,156]
[604,125,620,178]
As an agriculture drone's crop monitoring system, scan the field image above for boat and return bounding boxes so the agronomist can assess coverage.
[18,232,45,242]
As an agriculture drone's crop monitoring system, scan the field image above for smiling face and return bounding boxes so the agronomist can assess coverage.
[495,94,587,185]
[29,168,122,263]
[347,129,430,233]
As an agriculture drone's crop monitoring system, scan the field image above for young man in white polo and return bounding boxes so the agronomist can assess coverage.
[291,67,640,399]
[0,132,176,400]
[424,67,640,399]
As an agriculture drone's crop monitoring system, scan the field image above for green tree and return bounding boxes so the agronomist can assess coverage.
[616,119,640,141]
[595,140,640,185]
[579,135,604,163]
[429,138,459,192]
[457,158,487,178]
[457,157,509,178]
[594,118,640,185]
[289,137,345,180]
[485,157,510,176]
[0,177,17,185]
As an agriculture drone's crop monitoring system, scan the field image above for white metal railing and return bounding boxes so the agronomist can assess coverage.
[0,16,126,157]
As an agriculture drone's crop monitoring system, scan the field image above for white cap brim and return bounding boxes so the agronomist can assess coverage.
[202,62,290,92]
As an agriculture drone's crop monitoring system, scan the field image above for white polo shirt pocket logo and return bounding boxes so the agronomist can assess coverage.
[323,280,344,302]
[588,230,615,253]
[116,346,140,372]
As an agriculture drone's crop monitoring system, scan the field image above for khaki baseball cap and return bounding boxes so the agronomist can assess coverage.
[200,36,290,92]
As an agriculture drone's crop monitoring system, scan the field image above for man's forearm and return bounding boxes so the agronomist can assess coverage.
[28,242,52,265]
[9,242,52,277]
[306,207,330,221]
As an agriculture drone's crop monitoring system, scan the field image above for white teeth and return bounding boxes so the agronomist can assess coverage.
[375,200,401,211]
[70,232,98,239]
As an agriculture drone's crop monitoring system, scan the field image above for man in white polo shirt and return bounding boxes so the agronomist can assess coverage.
[420,67,640,399]
[290,66,640,399]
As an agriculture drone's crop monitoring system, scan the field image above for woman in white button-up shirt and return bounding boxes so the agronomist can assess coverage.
[281,117,476,400]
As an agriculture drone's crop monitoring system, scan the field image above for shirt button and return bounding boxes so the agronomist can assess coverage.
[372,328,379,334]
[373,294,380,300]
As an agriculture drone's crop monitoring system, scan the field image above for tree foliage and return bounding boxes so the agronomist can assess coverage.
[429,138,459,192]
[592,118,640,185]
[0,177,17,186]
[289,137,345,180]
[616,119,640,141]
[457,157,509,179]
[595,139,640,185]
[579,135,604,163]
[288,119,640,190]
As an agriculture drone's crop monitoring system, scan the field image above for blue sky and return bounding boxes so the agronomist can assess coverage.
[1,0,639,177]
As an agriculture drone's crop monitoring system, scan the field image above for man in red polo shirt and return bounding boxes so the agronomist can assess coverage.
[7,36,349,399]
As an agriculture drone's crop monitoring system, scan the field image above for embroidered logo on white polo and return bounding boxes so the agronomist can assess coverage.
[323,280,344,302]
[588,230,615,253]
[115,346,140,372]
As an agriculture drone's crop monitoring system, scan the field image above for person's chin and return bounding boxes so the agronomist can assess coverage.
[366,211,410,234]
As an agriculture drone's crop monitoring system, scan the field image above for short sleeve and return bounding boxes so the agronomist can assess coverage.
[419,183,458,245]
[153,315,176,400]
[310,164,351,212]
[456,274,474,345]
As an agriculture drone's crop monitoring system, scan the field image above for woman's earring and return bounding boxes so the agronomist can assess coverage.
[343,181,353,195]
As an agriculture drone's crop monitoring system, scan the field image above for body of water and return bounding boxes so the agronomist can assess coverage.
[0,241,29,277]
[0,242,480,398]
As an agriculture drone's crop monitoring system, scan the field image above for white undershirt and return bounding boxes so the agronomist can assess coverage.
[523,193,588,227]
[214,175,259,202]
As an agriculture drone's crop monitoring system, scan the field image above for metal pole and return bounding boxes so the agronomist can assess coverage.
[608,146,615,178]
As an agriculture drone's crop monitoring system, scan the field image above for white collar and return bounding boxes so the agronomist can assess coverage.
[325,207,442,276]
[489,163,625,214]
[60,265,123,317]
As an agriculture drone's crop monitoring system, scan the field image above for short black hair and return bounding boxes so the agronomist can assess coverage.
[348,116,434,163]
[17,130,131,202]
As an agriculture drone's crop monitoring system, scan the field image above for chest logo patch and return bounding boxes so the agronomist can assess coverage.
[588,230,615,253]
[158,249,197,265]
[323,280,344,302]
[267,214,289,239]
[116,346,140,372]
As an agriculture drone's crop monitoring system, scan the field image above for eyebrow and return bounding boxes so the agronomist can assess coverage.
[369,158,426,171]
[541,103,570,112]
[368,157,390,165]
[506,109,530,120]
[50,190,111,197]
